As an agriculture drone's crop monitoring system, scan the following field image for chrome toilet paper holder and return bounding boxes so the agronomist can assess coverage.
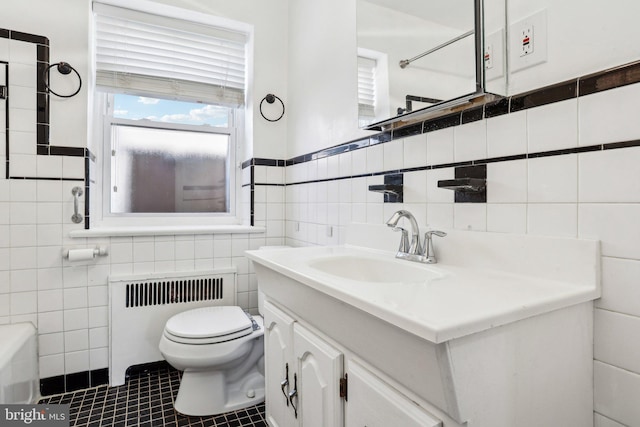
[64,246,109,261]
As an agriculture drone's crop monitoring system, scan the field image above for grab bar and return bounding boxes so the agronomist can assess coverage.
[71,186,83,224]
[399,29,474,69]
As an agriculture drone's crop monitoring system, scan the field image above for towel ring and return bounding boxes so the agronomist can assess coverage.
[43,62,82,98]
[259,93,285,122]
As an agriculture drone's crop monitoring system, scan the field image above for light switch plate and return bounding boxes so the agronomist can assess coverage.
[509,9,547,73]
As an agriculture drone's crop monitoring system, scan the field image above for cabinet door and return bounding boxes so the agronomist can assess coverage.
[293,323,344,427]
[263,301,296,427]
[345,359,442,427]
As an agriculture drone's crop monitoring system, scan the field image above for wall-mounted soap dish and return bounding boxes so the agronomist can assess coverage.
[437,177,486,192]
[369,173,403,203]
[438,165,486,203]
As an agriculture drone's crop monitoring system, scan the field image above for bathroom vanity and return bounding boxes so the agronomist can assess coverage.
[245,224,600,427]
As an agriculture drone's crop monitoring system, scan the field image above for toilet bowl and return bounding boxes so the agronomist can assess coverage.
[159,306,265,416]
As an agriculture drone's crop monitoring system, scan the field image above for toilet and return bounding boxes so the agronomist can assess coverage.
[159,306,265,416]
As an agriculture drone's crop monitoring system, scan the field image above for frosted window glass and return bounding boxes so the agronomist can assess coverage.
[110,125,229,214]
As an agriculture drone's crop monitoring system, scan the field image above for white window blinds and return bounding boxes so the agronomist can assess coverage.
[93,2,247,106]
[357,56,376,119]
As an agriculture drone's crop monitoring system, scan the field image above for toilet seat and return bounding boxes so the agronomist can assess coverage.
[164,306,254,345]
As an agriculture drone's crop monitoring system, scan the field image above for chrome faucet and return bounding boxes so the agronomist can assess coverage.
[386,210,422,255]
[386,210,447,264]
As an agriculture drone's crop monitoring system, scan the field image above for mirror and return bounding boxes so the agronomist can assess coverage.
[357,0,507,129]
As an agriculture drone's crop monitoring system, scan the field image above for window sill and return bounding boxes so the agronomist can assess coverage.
[68,224,266,238]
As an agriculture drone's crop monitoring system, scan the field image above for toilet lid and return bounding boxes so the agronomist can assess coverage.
[165,306,252,339]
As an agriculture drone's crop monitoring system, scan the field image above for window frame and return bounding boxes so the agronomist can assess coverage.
[90,0,253,229]
[92,92,245,228]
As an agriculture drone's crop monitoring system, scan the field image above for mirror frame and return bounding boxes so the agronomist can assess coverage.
[362,0,502,131]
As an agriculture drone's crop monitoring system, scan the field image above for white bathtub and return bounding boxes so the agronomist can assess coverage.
[0,322,39,404]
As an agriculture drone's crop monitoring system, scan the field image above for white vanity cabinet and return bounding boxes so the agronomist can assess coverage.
[248,227,599,426]
[264,301,343,427]
[263,300,442,427]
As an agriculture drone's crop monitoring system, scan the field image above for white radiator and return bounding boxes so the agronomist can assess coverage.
[109,269,237,386]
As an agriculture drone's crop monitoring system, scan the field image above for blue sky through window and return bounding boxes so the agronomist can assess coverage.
[113,94,230,127]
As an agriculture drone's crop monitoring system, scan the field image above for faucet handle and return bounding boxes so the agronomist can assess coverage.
[423,230,446,263]
[392,227,410,253]
[425,230,447,238]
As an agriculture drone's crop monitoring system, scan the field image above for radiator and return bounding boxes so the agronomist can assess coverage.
[109,269,237,386]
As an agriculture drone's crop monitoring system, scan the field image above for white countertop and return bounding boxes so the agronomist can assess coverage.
[246,243,600,343]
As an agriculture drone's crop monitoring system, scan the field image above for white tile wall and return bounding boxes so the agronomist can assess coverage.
[9,63,36,89]
[426,127,454,164]
[579,83,640,146]
[487,110,527,157]
[366,144,383,173]
[579,147,640,202]
[1,151,271,380]
[426,168,454,203]
[527,99,578,152]
[595,361,640,426]
[527,203,577,237]
[487,204,527,234]
[403,134,427,168]
[594,309,640,374]
[383,139,403,170]
[579,204,640,259]
[597,257,640,317]
[10,131,37,155]
[487,160,527,203]
[528,155,578,203]
[454,204,487,231]
[454,120,487,162]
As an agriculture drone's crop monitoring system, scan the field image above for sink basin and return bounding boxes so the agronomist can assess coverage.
[307,254,443,283]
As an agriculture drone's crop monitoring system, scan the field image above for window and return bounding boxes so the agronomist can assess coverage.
[358,55,377,127]
[357,48,389,127]
[108,94,233,214]
[92,1,249,226]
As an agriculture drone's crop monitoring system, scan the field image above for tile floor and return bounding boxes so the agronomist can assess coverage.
[39,364,267,427]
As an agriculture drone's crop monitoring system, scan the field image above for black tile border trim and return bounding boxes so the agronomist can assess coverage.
[49,146,85,157]
[124,360,171,379]
[241,58,640,173]
[1,27,89,183]
[510,79,577,112]
[9,30,49,45]
[241,158,286,168]
[10,176,84,181]
[250,165,255,226]
[248,140,640,187]
[579,60,640,96]
[484,98,510,118]
[604,139,640,150]
[40,368,110,397]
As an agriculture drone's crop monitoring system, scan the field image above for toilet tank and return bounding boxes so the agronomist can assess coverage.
[0,323,39,404]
